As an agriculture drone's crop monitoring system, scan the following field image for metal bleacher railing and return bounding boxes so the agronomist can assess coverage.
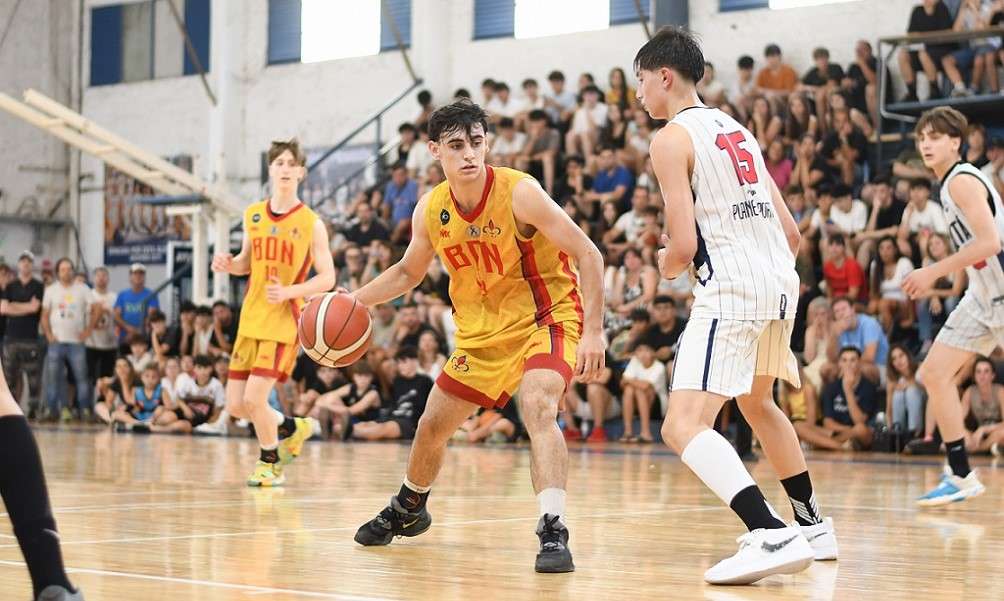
[876,26,1004,167]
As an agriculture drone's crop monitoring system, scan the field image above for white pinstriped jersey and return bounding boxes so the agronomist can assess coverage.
[669,106,799,321]
[941,161,1004,326]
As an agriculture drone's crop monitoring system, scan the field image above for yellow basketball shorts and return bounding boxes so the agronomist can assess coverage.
[437,321,580,409]
[229,335,297,383]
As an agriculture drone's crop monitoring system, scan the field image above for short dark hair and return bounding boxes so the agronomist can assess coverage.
[179,300,196,314]
[128,333,148,347]
[480,78,495,88]
[653,294,675,306]
[351,361,374,376]
[454,87,471,99]
[547,70,565,82]
[54,257,74,274]
[909,178,932,190]
[831,296,854,310]
[142,363,160,375]
[528,109,548,123]
[195,305,212,316]
[212,300,230,310]
[738,55,754,70]
[812,47,829,60]
[194,354,214,368]
[398,122,417,134]
[829,232,846,247]
[870,172,892,186]
[521,78,537,88]
[395,345,418,361]
[915,106,968,141]
[417,89,432,105]
[633,26,705,84]
[765,43,782,57]
[838,346,862,358]
[498,117,515,129]
[629,308,651,322]
[831,183,852,198]
[494,81,509,92]
[428,99,490,143]
[400,301,419,311]
[564,154,584,168]
[149,309,166,323]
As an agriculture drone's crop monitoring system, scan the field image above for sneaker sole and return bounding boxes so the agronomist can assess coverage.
[354,522,431,546]
[706,554,814,585]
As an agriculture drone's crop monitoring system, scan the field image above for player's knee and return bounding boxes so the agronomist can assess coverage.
[518,393,560,432]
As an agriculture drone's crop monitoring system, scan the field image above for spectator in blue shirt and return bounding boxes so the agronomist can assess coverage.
[383,164,419,244]
[820,346,876,450]
[114,263,159,343]
[587,145,634,211]
[828,296,889,386]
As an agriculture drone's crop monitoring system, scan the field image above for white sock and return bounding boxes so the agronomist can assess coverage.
[404,476,431,494]
[537,488,566,521]
[680,429,756,505]
[271,408,285,427]
[261,443,277,451]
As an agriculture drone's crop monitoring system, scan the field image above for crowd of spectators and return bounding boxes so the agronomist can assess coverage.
[3,1,1004,457]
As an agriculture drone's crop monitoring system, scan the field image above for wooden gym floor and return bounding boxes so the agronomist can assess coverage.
[1,428,1002,600]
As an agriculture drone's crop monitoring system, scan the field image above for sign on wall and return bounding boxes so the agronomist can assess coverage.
[103,155,193,265]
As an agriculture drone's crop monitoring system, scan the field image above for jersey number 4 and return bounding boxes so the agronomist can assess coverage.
[715,131,759,186]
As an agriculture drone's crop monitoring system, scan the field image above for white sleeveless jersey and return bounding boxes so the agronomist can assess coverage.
[941,161,1004,325]
[669,106,799,321]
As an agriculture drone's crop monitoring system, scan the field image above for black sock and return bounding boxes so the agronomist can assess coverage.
[729,485,787,532]
[277,416,297,440]
[780,471,822,526]
[260,447,279,464]
[945,438,970,477]
[906,82,917,96]
[396,483,429,513]
[0,416,74,597]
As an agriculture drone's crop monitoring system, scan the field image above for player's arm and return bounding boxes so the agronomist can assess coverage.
[512,178,606,380]
[903,176,1002,298]
[650,125,697,279]
[767,175,802,256]
[213,223,252,277]
[272,219,337,302]
[353,193,437,307]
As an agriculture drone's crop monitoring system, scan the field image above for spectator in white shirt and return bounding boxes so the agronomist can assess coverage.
[868,237,915,333]
[697,61,727,106]
[485,82,524,123]
[157,354,226,434]
[40,257,92,420]
[729,55,756,118]
[490,117,526,167]
[620,342,666,443]
[543,70,577,127]
[516,78,545,129]
[405,123,434,179]
[897,177,948,260]
[566,85,607,163]
[829,183,869,246]
[603,187,649,246]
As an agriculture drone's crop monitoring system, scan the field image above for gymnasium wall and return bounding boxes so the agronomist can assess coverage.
[2,0,918,296]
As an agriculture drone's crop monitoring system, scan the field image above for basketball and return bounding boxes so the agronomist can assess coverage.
[298,292,372,367]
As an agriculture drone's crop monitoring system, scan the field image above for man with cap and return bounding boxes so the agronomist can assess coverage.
[113,263,160,347]
[0,252,45,417]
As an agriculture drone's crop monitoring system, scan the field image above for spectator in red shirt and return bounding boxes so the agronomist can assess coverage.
[823,234,866,302]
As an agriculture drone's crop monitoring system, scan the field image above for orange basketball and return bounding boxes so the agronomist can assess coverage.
[297,292,372,367]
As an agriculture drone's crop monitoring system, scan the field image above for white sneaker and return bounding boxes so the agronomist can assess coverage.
[194,420,227,436]
[798,517,838,560]
[704,525,814,585]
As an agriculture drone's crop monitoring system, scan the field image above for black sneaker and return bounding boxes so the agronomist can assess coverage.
[535,514,575,573]
[354,496,432,546]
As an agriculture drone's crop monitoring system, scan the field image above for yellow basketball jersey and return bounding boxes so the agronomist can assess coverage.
[237,199,317,343]
[425,166,583,348]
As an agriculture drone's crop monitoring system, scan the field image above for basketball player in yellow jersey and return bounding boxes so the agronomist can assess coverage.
[211,139,335,487]
[351,100,605,573]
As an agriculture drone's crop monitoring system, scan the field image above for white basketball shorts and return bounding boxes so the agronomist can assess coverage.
[671,318,800,399]
[935,293,1004,356]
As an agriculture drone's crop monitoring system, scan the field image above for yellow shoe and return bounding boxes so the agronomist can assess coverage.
[278,417,312,466]
[247,460,285,487]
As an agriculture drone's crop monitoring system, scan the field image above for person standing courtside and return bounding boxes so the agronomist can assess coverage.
[1,251,45,418]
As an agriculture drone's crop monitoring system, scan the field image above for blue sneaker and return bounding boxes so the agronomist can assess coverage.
[917,469,985,507]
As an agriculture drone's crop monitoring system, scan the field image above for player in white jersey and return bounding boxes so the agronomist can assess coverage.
[634,27,836,585]
[902,107,1000,507]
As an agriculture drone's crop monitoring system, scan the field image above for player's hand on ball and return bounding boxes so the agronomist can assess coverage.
[574,331,607,383]
[211,253,233,273]
[902,266,935,299]
[265,275,290,303]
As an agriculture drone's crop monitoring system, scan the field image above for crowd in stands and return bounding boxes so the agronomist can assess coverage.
[3,0,1004,457]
